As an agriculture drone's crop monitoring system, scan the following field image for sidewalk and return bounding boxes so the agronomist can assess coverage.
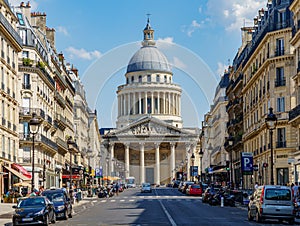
[0,196,98,225]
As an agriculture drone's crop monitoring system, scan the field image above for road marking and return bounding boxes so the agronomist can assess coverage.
[101,200,107,203]
[158,199,177,226]
[129,199,135,202]
[120,199,125,202]
[110,200,116,202]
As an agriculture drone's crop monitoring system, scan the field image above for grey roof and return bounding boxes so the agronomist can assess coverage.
[126,46,171,73]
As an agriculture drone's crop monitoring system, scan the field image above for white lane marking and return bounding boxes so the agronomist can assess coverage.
[120,200,125,202]
[158,199,177,226]
[129,199,135,202]
[110,200,116,202]
[101,200,107,203]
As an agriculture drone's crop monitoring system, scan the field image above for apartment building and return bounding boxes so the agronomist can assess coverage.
[241,0,295,187]
[0,0,22,201]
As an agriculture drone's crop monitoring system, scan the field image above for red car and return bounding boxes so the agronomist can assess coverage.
[186,184,202,196]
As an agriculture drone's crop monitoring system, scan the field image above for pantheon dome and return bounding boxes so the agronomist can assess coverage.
[127,46,172,73]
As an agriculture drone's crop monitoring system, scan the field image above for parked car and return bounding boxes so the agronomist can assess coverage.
[141,183,152,193]
[42,188,72,220]
[12,196,56,225]
[248,185,295,224]
[186,184,202,196]
[172,180,180,188]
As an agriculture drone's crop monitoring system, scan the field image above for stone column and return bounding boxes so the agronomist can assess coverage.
[155,143,160,185]
[133,93,136,114]
[185,144,190,181]
[140,142,145,183]
[151,92,154,114]
[163,92,166,114]
[139,92,141,114]
[157,92,160,114]
[109,143,114,176]
[127,93,130,115]
[125,143,130,178]
[170,142,176,181]
[118,95,121,117]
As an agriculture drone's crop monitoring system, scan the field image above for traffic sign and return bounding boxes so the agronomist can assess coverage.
[241,152,253,175]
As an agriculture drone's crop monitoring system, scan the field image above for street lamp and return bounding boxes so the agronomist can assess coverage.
[29,112,41,192]
[198,149,203,182]
[265,107,277,185]
[67,137,76,190]
[191,153,195,181]
[185,157,188,181]
[228,136,234,189]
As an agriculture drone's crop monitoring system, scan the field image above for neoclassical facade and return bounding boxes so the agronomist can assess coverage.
[101,20,200,185]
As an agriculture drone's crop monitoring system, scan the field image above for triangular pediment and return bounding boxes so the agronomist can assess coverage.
[111,116,196,137]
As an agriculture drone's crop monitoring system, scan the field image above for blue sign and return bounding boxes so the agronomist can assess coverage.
[95,167,103,178]
[241,152,253,175]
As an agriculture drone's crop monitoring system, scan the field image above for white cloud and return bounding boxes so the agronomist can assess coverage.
[156,37,175,49]
[216,62,228,76]
[56,26,69,36]
[66,47,101,60]
[9,0,38,10]
[206,0,265,31]
[183,20,204,37]
[157,37,174,44]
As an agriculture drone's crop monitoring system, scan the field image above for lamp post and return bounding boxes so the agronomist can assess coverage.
[185,157,188,181]
[265,107,277,185]
[29,112,41,192]
[67,137,76,190]
[198,149,203,182]
[228,137,234,189]
[191,153,195,181]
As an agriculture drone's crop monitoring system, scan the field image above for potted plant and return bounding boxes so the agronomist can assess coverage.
[23,58,33,66]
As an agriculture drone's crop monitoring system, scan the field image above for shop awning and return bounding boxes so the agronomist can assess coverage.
[12,163,31,179]
[3,166,31,181]
[62,175,81,179]
[212,168,228,174]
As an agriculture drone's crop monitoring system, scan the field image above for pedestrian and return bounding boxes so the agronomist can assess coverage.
[254,182,259,190]
[115,183,119,196]
[293,182,299,199]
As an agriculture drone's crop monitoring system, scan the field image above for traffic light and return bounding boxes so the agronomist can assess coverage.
[226,161,230,171]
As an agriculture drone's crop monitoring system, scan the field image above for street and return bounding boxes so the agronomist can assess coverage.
[52,187,296,226]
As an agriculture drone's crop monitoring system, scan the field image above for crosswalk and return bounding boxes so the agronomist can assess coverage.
[98,196,202,203]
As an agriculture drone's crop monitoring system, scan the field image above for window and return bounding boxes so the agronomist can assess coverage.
[147,75,151,82]
[275,67,285,87]
[156,75,160,82]
[126,77,129,84]
[17,13,25,25]
[22,51,29,58]
[164,75,167,83]
[131,76,134,83]
[24,74,30,89]
[277,97,285,112]
[277,128,286,148]
[278,10,286,29]
[276,38,284,56]
[138,75,142,83]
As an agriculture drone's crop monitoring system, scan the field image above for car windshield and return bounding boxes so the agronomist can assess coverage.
[18,198,45,207]
[43,192,64,202]
[265,188,291,201]
[143,184,150,187]
[192,185,200,189]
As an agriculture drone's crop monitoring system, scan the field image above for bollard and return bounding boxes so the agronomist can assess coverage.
[221,196,224,207]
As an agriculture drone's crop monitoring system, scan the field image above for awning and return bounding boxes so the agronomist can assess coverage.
[3,166,31,181]
[12,163,31,179]
[212,168,228,174]
[62,175,81,179]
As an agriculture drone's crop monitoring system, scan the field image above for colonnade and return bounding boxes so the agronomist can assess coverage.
[107,141,197,185]
[118,91,181,117]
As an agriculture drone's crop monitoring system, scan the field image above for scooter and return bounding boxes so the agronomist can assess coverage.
[209,191,235,207]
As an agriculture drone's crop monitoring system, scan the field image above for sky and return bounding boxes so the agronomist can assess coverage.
[10,0,266,128]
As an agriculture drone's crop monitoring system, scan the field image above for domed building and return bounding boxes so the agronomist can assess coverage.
[101,19,200,185]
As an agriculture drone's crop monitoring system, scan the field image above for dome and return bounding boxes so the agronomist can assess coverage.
[126,46,171,73]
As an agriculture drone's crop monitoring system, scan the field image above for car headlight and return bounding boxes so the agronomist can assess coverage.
[56,205,65,211]
[34,209,44,216]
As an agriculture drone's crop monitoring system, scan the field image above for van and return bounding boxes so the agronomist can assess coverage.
[247,185,295,224]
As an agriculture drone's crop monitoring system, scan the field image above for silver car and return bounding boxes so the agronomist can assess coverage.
[141,183,152,193]
[248,185,295,224]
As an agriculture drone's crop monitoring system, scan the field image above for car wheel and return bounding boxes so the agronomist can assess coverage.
[255,211,262,223]
[247,210,253,221]
[51,213,56,224]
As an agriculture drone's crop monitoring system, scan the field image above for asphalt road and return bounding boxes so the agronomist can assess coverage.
[54,187,298,226]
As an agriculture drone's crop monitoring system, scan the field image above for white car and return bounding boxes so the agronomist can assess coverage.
[141,183,152,193]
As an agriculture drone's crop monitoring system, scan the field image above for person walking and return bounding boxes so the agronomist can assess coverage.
[115,183,119,196]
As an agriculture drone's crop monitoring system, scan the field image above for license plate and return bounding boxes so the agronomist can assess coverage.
[22,218,33,221]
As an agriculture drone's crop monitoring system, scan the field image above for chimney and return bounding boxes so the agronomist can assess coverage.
[19,1,31,23]
[30,11,47,35]
[58,52,64,64]
[46,26,55,49]
[71,65,78,77]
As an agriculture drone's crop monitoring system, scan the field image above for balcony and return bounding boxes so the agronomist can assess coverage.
[289,104,300,122]
[55,91,66,108]
[0,12,22,46]
[275,48,285,57]
[275,79,286,87]
[22,83,31,89]
[276,141,286,148]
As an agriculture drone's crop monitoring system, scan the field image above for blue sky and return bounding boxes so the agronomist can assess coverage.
[10,0,266,128]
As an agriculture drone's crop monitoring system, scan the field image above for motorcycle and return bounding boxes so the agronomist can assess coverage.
[209,190,235,207]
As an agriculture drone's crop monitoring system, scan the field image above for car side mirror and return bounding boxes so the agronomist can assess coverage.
[12,205,17,209]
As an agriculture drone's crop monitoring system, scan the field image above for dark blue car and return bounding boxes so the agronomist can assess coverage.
[42,188,72,220]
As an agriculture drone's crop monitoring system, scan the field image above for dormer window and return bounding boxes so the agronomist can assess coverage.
[17,13,25,26]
